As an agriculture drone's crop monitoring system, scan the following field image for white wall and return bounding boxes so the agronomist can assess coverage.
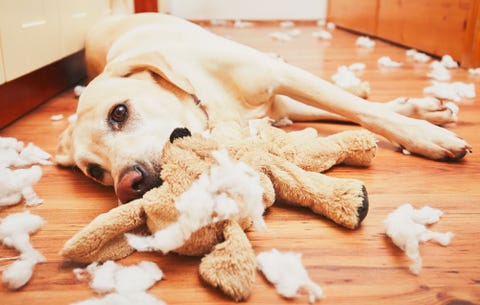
[163,0,327,20]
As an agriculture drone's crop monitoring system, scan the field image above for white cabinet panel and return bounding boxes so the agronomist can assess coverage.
[0,0,62,81]
[58,0,111,55]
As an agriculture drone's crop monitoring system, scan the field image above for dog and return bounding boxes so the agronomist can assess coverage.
[56,13,471,204]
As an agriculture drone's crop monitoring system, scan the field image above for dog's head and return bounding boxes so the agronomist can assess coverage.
[56,52,207,204]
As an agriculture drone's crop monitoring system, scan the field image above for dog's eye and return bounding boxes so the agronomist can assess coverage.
[87,164,104,181]
[109,104,128,129]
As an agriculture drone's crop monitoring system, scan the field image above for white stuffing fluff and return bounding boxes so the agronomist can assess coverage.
[126,149,265,254]
[316,19,326,27]
[257,249,324,303]
[355,36,375,48]
[0,211,46,289]
[348,62,366,71]
[19,143,53,166]
[0,137,51,206]
[311,30,332,40]
[423,81,476,102]
[68,113,78,123]
[469,67,480,76]
[378,56,403,67]
[71,260,165,305]
[233,20,253,28]
[287,29,302,37]
[209,19,228,26]
[440,55,458,69]
[74,85,85,97]
[280,21,295,28]
[384,203,453,275]
[406,49,431,63]
[50,114,64,121]
[0,166,43,207]
[326,22,336,30]
[270,31,292,42]
[427,61,451,81]
[332,66,362,89]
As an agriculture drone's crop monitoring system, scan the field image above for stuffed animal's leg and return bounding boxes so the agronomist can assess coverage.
[199,220,256,301]
[257,123,377,171]
[259,156,368,229]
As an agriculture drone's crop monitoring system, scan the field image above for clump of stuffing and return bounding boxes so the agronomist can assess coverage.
[74,85,85,97]
[0,211,46,289]
[423,81,476,102]
[68,114,78,123]
[332,66,362,89]
[270,31,293,42]
[257,249,324,304]
[312,30,332,40]
[440,55,458,69]
[71,260,165,305]
[355,36,375,48]
[384,203,453,275]
[126,149,265,254]
[377,56,403,67]
[0,137,51,206]
[233,20,253,28]
[348,62,366,71]
[406,49,431,63]
[326,22,336,30]
[427,61,451,81]
[0,166,44,207]
[469,67,480,76]
[50,114,64,121]
[280,21,295,28]
[209,19,228,26]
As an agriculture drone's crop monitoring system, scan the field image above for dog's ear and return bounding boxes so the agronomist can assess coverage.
[105,51,195,95]
[55,123,75,167]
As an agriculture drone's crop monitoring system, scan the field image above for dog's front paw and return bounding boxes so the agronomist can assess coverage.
[396,118,471,161]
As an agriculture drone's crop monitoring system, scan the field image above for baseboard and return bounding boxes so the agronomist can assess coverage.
[0,51,86,130]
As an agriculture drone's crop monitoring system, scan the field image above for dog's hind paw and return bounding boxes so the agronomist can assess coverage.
[388,97,458,126]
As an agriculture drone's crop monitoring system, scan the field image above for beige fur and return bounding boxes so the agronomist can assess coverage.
[61,122,376,300]
[56,13,470,203]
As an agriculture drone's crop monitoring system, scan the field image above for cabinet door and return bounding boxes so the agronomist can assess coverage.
[377,0,471,61]
[327,0,378,36]
[58,0,111,55]
[0,0,62,81]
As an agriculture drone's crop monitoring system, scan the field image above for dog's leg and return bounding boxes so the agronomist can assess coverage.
[271,95,458,126]
[271,64,471,161]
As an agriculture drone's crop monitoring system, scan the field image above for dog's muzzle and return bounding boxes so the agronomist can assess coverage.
[116,164,162,204]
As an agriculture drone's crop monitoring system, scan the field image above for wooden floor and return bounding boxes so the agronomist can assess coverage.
[1,22,479,305]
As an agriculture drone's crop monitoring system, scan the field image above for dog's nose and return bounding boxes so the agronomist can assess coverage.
[116,165,162,204]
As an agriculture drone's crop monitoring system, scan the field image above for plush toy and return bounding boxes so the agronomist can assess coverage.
[60,120,377,301]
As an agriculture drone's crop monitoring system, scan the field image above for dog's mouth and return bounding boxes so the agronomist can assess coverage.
[116,163,163,204]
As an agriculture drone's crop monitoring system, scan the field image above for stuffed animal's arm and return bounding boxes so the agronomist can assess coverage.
[255,123,377,172]
[60,200,146,262]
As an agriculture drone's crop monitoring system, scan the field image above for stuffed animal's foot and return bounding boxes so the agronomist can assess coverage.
[199,220,256,301]
[327,130,377,167]
[311,179,369,229]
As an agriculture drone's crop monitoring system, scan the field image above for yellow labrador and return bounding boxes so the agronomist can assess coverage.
[56,13,471,203]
